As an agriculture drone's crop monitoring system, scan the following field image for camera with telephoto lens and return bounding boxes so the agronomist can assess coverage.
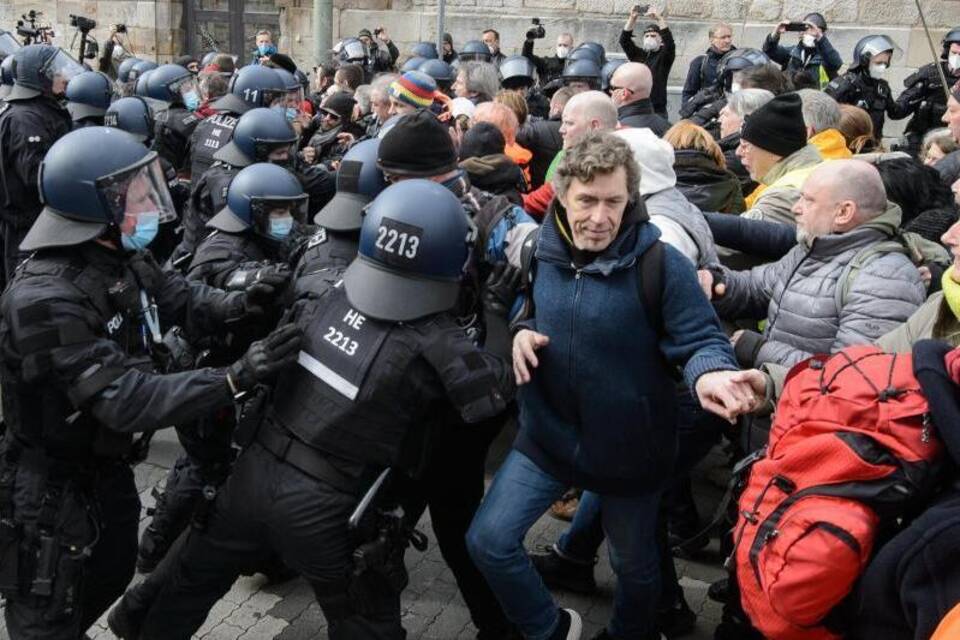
[527,18,545,40]
[116,23,128,33]
[70,14,97,31]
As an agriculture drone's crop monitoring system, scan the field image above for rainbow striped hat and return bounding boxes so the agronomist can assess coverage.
[388,71,437,109]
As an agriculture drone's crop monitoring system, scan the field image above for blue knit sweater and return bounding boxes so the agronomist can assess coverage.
[515,203,738,495]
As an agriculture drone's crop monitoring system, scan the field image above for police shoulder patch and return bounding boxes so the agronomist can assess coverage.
[307,227,328,249]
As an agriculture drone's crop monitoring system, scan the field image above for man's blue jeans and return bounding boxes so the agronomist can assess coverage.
[467,450,662,640]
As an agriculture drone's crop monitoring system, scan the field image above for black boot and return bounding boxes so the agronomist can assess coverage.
[530,544,597,594]
[656,594,697,638]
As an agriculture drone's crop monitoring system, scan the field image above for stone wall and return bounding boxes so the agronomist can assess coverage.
[0,0,183,62]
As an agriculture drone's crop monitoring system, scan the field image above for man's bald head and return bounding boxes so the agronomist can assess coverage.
[793,160,889,242]
[610,62,653,106]
[560,90,618,148]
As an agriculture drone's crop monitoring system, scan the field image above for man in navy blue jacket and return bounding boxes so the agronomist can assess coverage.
[466,131,763,640]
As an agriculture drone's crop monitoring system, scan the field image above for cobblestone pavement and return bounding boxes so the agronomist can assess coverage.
[1,426,730,640]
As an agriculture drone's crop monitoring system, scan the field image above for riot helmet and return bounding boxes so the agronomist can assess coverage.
[8,44,84,100]
[577,42,607,65]
[418,58,455,90]
[942,28,960,59]
[601,58,627,92]
[499,55,536,90]
[851,35,900,70]
[145,63,200,110]
[226,64,287,110]
[65,71,113,122]
[104,96,156,145]
[343,179,475,321]
[272,67,304,119]
[459,40,492,63]
[117,57,142,84]
[717,47,770,92]
[338,38,369,65]
[567,46,602,66]
[201,51,219,67]
[213,107,298,168]
[411,42,439,60]
[402,56,428,73]
[128,59,158,84]
[210,162,307,241]
[562,58,602,90]
[24,126,176,251]
[315,138,387,231]
[0,56,14,99]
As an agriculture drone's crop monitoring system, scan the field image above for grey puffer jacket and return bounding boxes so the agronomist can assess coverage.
[714,204,926,368]
[645,186,719,269]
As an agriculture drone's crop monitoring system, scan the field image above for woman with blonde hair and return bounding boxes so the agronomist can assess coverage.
[664,120,744,213]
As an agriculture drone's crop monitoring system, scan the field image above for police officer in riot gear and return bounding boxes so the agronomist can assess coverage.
[826,34,911,138]
[111,178,514,640]
[116,56,144,96]
[65,70,113,127]
[561,57,602,91]
[499,55,549,119]
[136,163,306,574]
[293,138,387,294]
[375,110,536,640]
[459,40,493,64]
[0,125,299,639]
[0,44,79,286]
[893,27,960,157]
[418,58,455,95]
[174,106,298,267]
[146,63,203,172]
[104,96,187,263]
[679,47,770,138]
[187,64,287,188]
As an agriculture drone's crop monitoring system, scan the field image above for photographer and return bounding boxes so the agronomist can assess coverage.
[763,13,841,88]
[99,23,133,79]
[359,26,399,73]
[522,22,573,88]
[620,5,675,119]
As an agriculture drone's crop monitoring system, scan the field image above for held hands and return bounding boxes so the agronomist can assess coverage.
[512,329,550,384]
[694,369,767,424]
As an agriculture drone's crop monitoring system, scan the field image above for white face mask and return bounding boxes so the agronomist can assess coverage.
[642,36,660,52]
[729,81,742,94]
[556,45,570,59]
[949,53,960,72]
[869,63,888,80]
[802,34,816,48]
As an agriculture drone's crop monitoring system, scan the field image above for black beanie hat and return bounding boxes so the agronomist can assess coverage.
[741,93,807,158]
[378,109,458,176]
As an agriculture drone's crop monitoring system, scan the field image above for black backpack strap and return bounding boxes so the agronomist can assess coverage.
[637,240,665,338]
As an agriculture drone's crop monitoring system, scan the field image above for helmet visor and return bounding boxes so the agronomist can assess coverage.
[171,74,199,98]
[96,154,177,226]
[44,49,85,94]
[0,32,21,58]
[254,137,299,162]
[251,194,309,227]
[862,36,902,63]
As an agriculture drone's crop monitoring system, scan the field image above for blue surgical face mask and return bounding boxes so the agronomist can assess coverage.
[272,104,297,122]
[121,211,160,251]
[268,215,293,240]
[257,43,277,56]
[183,90,201,111]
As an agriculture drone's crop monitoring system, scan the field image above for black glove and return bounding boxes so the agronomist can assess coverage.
[241,264,292,314]
[226,323,302,397]
[127,250,167,296]
[482,262,522,319]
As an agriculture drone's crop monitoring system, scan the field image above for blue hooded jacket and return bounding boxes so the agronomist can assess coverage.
[514,201,738,495]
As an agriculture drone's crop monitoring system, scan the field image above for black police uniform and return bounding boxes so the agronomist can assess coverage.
[0,242,255,639]
[125,271,514,640]
[137,227,294,570]
[894,61,960,156]
[0,95,72,284]
[154,106,201,173]
[291,225,359,294]
[189,112,241,188]
[175,161,238,266]
[825,68,911,139]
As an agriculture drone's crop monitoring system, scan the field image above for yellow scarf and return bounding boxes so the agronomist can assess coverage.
[941,266,960,321]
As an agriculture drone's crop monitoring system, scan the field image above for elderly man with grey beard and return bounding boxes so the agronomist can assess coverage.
[698,159,927,372]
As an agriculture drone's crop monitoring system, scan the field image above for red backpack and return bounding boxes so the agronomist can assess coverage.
[733,345,944,640]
